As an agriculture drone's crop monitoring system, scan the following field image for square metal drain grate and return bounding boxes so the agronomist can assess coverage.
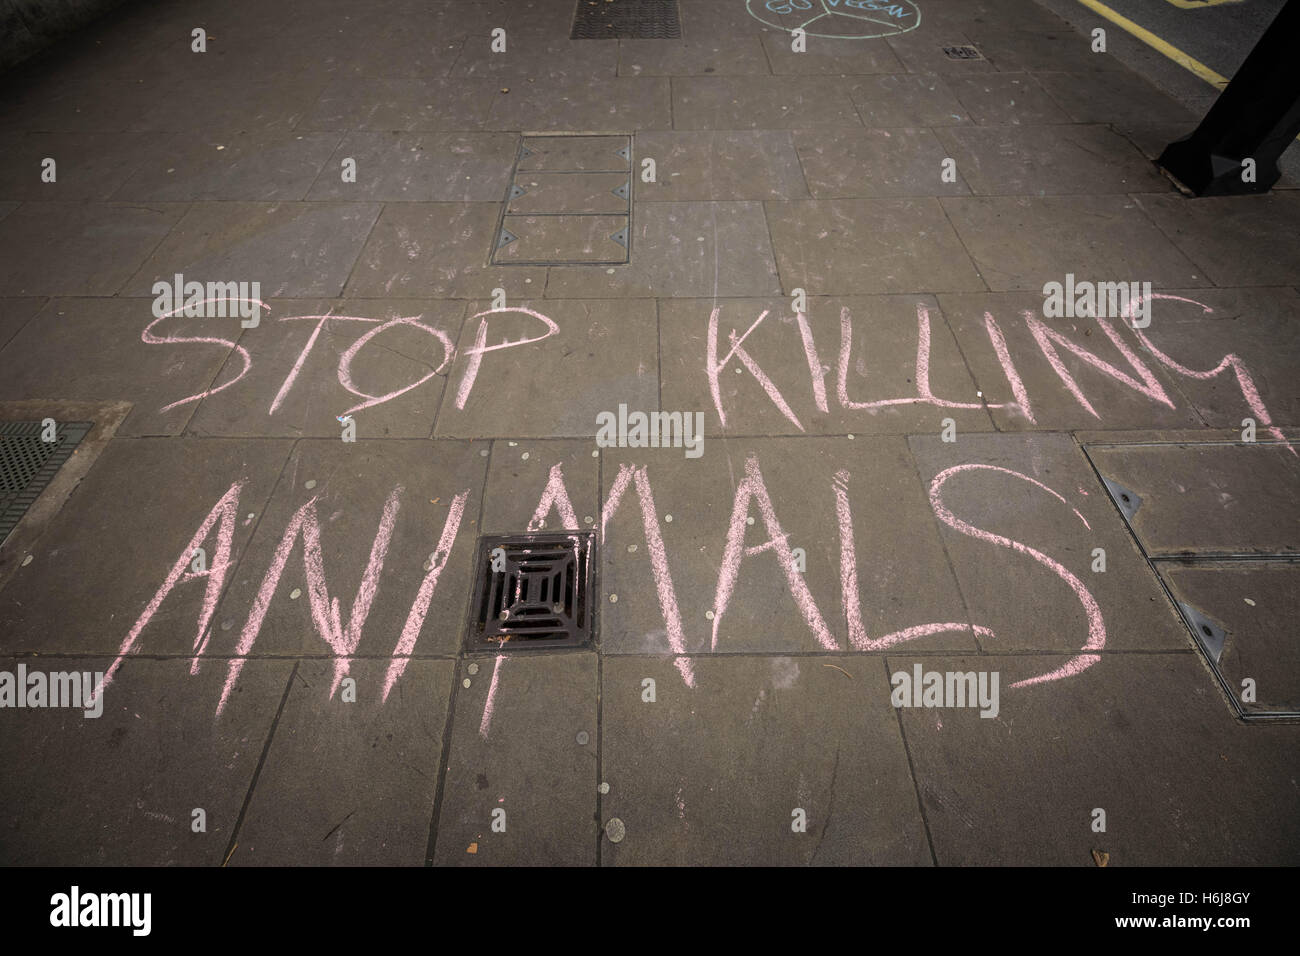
[466,532,597,650]
[572,0,682,39]
[0,420,92,545]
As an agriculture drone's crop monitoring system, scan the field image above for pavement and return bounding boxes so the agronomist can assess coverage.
[0,0,1297,867]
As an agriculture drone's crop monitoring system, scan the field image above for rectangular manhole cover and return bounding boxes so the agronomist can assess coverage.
[466,532,597,650]
[0,420,92,546]
[571,0,682,39]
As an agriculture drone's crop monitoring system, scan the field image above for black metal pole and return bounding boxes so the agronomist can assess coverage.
[1157,0,1300,196]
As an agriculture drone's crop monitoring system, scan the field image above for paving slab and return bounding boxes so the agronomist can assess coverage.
[761,33,905,75]
[908,431,1190,653]
[1162,563,1300,714]
[543,202,781,298]
[894,651,1300,865]
[940,196,1210,293]
[1135,194,1300,289]
[1086,442,1300,557]
[112,130,344,202]
[0,438,292,655]
[126,201,382,299]
[230,659,455,865]
[934,291,1203,431]
[629,131,811,201]
[485,77,672,131]
[961,24,1119,74]
[672,76,864,129]
[481,439,601,533]
[765,198,985,294]
[794,127,971,198]
[933,124,1169,196]
[1034,70,1197,126]
[659,294,992,436]
[435,298,658,438]
[942,72,1070,125]
[0,657,291,865]
[619,38,770,76]
[455,39,621,79]
[304,132,519,202]
[600,436,975,656]
[0,296,46,351]
[0,202,184,297]
[601,655,932,865]
[299,77,500,131]
[882,31,996,75]
[676,0,773,40]
[848,73,971,127]
[208,439,487,659]
[0,132,155,201]
[185,299,465,439]
[433,652,598,865]
[0,297,251,437]
[344,202,548,298]
[130,73,333,133]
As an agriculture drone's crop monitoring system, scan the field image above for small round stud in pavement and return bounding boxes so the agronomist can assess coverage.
[290,588,301,600]
[21,554,33,566]
[598,782,610,794]
[462,678,472,689]
[609,593,618,603]
[467,662,480,676]
[305,479,316,489]
[605,818,626,843]
[576,731,590,746]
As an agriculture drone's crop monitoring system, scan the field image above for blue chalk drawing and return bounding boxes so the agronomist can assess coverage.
[748,0,921,39]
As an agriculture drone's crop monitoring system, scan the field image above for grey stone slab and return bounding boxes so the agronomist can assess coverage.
[507,172,630,214]
[762,32,905,75]
[0,296,46,351]
[659,294,991,436]
[209,440,487,659]
[435,298,658,438]
[0,202,184,296]
[847,73,970,127]
[0,202,16,223]
[676,0,772,39]
[795,127,971,198]
[503,0,589,39]
[1120,287,1300,429]
[112,130,343,202]
[263,27,466,80]
[601,655,932,865]
[517,135,630,172]
[632,131,811,201]
[1163,563,1300,714]
[908,431,1190,653]
[1034,70,1198,126]
[1135,194,1300,289]
[934,124,1169,197]
[299,77,499,131]
[883,31,996,74]
[486,77,672,131]
[0,658,291,865]
[0,438,293,655]
[1111,122,1202,164]
[0,133,155,201]
[619,38,770,76]
[0,297,251,437]
[185,299,465,439]
[481,440,601,533]
[943,73,1071,126]
[765,198,985,294]
[129,74,333,133]
[962,24,1121,74]
[454,39,620,80]
[433,652,598,865]
[231,659,455,865]
[305,132,519,202]
[672,76,863,129]
[935,291,1203,431]
[940,196,1210,293]
[127,201,382,298]
[895,651,1300,864]
[344,202,548,298]
[601,436,975,655]
[497,215,629,263]
[544,201,781,298]
[1088,442,1300,557]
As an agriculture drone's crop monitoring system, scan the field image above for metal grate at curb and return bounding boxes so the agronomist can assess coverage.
[0,421,92,546]
[571,0,682,39]
[943,45,984,60]
[465,532,597,650]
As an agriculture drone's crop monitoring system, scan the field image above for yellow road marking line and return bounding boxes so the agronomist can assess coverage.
[1076,0,1229,89]
[1164,0,1243,10]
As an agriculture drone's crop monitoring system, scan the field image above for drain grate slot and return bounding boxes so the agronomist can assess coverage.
[0,421,92,546]
[466,532,596,650]
[571,0,682,39]
[943,45,984,60]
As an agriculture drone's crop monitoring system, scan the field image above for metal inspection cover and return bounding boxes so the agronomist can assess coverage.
[571,0,682,40]
[1088,442,1300,557]
[1163,563,1300,716]
[465,532,597,651]
[0,421,93,545]
[943,45,984,60]
[495,215,629,264]
[516,136,630,172]
[507,172,631,215]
